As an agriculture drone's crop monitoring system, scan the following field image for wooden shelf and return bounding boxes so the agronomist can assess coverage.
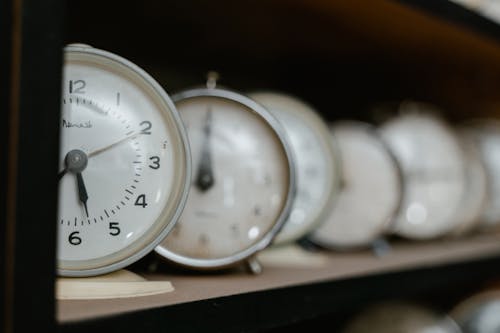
[58,232,500,330]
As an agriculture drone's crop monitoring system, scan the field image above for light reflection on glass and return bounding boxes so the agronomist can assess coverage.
[155,189,162,204]
[248,226,260,240]
[406,202,427,225]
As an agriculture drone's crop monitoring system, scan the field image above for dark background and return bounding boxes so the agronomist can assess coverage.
[64,0,500,125]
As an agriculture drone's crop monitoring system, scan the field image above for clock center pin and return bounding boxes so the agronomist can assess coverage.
[65,149,88,173]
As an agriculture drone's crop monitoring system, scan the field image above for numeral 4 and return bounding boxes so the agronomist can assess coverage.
[135,194,148,208]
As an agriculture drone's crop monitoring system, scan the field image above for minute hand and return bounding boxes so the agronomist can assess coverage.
[87,132,140,158]
[195,110,215,191]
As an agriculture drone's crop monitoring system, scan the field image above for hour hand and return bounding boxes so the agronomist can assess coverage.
[63,149,91,217]
[58,168,67,181]
[195,149,215,191]
[76,172,89,217]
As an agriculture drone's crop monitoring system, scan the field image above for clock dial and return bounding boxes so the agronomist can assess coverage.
[58,45,190,276]
[379,102,468,240]
[249,91,341,245]
[155,88,294,270]
[309,121,401,249]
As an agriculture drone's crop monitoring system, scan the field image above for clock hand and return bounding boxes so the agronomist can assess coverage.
[87,132,140,158]
[62,149,90,217]
[58,168,67,181]
[195,108,215,191]
[58,133,140,177]
[58,131,139,186]
[76,172,90,217]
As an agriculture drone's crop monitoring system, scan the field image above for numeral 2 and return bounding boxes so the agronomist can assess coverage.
[140,121,152,135]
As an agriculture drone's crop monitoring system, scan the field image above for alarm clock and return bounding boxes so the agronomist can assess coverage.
[379,102,468,240]
[155,75,295,273]
[248,91,341,245]
[57,44,191,276]
[308,120,402,249]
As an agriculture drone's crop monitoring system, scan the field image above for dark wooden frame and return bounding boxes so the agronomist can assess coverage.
[0,0,12,328]
[2,0,63,332]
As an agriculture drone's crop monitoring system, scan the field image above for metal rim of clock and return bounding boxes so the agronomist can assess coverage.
[154,87,297,270]
[309,119,405,250]
[58,45,192,277]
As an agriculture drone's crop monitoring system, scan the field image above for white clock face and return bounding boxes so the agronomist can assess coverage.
[309,121,401,249]
[58,46,190,276]
[379,105,468,239]
[156,90,293,269]
[248,92,340,245]
[466,120,500,229]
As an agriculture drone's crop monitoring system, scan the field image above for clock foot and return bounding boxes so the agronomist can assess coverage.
[245,256,262,275]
